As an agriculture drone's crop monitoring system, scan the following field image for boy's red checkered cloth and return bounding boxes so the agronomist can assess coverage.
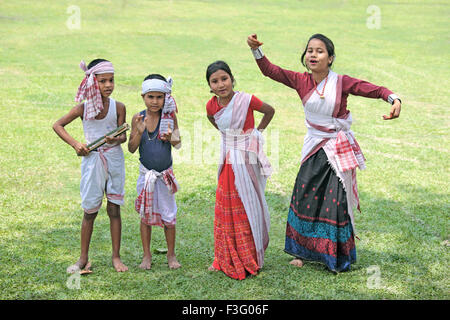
[135,167,179,220]
[75,60,114,120]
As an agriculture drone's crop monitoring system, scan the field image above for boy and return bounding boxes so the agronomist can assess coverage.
[53,59,128,273]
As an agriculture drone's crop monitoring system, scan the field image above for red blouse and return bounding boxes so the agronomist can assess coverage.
[256,55,393,118]
[206,94,263,132]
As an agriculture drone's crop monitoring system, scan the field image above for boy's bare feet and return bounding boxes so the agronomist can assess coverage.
[139,255,152,270]
[289,259,304,268]
[67,259,89,274]
[112,257,128,272]
[167,254,181,269]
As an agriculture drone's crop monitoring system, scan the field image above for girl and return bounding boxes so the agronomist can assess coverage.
[206,60,275,280]
[128,74,182,270]
[53,58,128,273]
[247,33,402,273]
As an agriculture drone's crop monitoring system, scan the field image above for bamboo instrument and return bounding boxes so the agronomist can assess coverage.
[86,123,130,152]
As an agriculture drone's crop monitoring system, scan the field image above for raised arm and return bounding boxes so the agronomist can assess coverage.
[247,34,302,90]
[128,112,145,153]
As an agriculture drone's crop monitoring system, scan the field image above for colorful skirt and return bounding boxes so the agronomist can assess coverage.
[285,148,356,272]
[211,163,259,280]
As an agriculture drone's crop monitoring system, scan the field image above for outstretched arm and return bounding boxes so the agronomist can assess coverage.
[342,75,402,120]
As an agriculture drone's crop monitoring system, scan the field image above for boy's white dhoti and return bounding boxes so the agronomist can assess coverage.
[80,145,125,213]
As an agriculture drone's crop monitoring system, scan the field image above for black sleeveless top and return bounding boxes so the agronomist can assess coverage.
[138,110,172,172]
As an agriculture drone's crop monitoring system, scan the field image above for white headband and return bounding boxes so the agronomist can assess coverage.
[142,77,173,95]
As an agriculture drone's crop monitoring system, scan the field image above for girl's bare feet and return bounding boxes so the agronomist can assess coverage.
[167,254,181,269]
[208,264,219,272]
[139,255,152,270]
[289,259,304,268]
[112,257,128,272]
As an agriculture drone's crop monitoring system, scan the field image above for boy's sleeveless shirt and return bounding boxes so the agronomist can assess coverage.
[138,110,173,172]
[82,98,118,146]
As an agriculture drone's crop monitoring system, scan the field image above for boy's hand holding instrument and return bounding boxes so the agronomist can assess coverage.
[85,123,130,153]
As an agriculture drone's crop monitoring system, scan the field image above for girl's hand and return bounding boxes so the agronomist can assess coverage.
[247,34,263,49]
[383,99,401,120]
[73,141,89,156]
[160,123,172,142]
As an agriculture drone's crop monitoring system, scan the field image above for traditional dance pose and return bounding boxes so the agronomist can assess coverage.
[206,60,275,280]
[128,74,182,270]
[247,33,401,272]
[53,58,128,273]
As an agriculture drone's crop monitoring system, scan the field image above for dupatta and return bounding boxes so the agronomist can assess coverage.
[213,92,272,268]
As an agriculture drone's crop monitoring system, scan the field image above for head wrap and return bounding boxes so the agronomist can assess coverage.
[141,76,178,139]
[75,60,115,120]
[141,77,173,95]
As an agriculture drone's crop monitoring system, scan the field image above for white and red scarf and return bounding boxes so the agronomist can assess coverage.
[214,91,272,268]
[135,165,179,221]
[75,60,114,120]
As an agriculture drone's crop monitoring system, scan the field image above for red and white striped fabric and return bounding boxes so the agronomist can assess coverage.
[335,131,366,172]
[75,60,114,120]
[135,167,179,221]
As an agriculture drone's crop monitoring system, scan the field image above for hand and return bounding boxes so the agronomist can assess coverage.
[383,99,401,120]
[105,135,117,144]
[160,123,172,142]
[247,34,263,49]
[134,114,147,134]
[73,141,89,156]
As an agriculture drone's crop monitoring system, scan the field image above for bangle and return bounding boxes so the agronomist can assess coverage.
[388,93,401,105]
[251,47,264,59]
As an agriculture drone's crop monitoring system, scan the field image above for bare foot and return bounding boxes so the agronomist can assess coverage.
[167,254,181,269]
[139,255,152,270]
[67,259,89,274]
[289,259,304,268]
[112,257,128,272]
[208,264,219,272]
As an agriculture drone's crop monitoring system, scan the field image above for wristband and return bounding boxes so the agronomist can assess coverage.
[251,47,264,59]
[388,94,401,105]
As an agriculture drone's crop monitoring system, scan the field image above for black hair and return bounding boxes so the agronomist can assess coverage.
[206,60,234,84]
[300,34,336,69]
[144,74,167,82]
[87,58,109,69]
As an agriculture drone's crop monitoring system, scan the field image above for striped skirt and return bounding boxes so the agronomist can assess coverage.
[211,163,259,280]
[285,148,356,272]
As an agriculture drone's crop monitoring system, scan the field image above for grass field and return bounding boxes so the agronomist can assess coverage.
[0,0,448,300]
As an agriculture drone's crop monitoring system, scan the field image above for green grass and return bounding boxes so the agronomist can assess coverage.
[0,0,449,300]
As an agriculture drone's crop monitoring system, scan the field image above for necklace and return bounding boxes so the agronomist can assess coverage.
[314,75,328,99]
[146,128,158,141]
